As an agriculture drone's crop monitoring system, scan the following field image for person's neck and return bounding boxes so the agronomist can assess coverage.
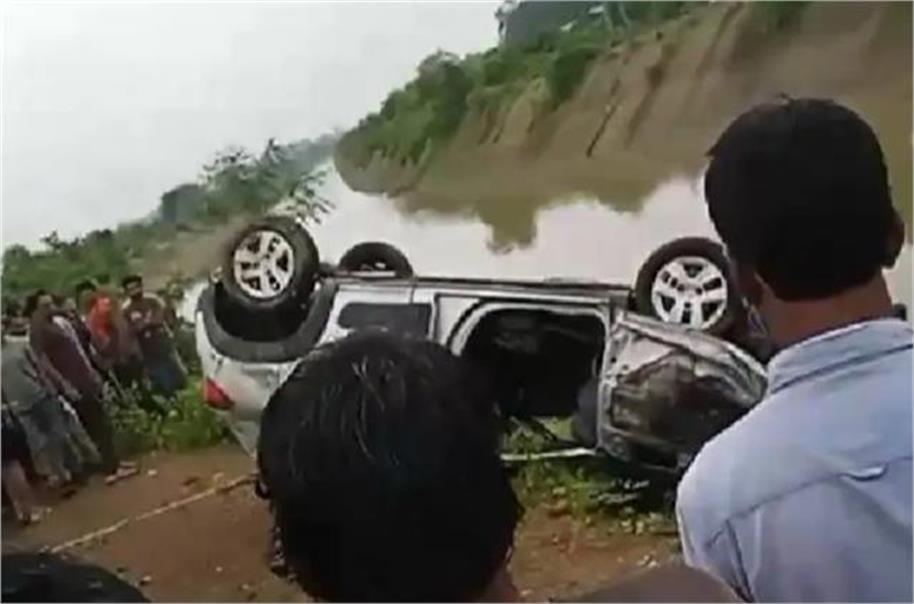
[766,274,896,349]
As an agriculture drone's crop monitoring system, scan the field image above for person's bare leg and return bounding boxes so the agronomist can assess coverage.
[2,462,43,524]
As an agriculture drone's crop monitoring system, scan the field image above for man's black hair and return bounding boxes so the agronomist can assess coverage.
[74,280,97,297]
[3,297,22,318]
[2,552,148,602]
[704,97,897,300]
[257,331,521,602]
[22,289,50,319]
[121,274,143,288]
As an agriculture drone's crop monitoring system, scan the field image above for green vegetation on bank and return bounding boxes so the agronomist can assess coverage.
[1,134,336,303]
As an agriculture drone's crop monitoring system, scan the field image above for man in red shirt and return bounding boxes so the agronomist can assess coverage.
[76,281,147,397]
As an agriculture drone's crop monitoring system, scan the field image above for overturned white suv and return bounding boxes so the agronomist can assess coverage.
[196,214,768,475]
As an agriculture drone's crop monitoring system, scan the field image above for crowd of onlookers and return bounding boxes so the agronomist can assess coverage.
[1,275,187,525]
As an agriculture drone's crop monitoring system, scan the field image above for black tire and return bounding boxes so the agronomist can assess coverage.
[338,242,413,277]
[634,237,739,335]
[220,216,320,313]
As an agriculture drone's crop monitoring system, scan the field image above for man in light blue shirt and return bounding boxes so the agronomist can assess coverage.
[677,98,912,602]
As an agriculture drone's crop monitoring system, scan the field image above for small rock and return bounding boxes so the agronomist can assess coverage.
[550,534,561,545]
[637,554,655,568]
[146,469,158,478]
[139,575,152,586]
[520,589,533,598]
[240,583,253,592]
[211,472,225,484]
[215,566,223,574]
[547,499,570,518]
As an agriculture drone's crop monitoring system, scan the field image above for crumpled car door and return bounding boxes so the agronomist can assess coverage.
[597,312,767,472]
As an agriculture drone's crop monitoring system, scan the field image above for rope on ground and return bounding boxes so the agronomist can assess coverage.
[45,473,256,555]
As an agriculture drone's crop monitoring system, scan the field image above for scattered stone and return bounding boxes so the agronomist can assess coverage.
[637,554,655,568]
[215,566,223,574]
[211,472,225,485]
[547,499,570,518]
[550,534,561,545]
[146,469,158,478]
[139,575,152,586]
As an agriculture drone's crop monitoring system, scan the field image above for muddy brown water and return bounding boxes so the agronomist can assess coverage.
[269,165,913,310]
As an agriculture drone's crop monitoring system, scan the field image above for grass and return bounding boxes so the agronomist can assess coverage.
[109,375,231,458]
[502,420,677,535]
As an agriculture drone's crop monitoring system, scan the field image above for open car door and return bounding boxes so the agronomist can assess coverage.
[597,312,767,474]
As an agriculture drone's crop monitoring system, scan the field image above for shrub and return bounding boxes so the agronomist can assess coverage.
[109,376,231,458]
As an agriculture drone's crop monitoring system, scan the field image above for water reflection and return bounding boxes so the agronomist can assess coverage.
[314,167,912,311]
[179,165,912,322]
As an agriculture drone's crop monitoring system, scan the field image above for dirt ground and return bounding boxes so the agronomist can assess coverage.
[3,445,678,602]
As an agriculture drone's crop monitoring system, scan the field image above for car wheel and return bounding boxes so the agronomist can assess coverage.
[634,237,738,334]
[337,241,413,277]
[220,216,319,313]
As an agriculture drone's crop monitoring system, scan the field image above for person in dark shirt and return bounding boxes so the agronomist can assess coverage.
[122,275,186,399]
[25,291,132,482]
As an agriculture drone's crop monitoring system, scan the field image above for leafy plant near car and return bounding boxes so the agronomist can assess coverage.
[109,377,231,458]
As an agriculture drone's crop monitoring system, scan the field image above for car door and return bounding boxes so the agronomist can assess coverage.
[317,282,427,343]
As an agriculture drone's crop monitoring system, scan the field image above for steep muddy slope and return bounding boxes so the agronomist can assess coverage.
[337,2,911,228]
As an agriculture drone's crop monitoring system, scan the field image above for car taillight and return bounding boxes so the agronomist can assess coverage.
[204,378,234,410]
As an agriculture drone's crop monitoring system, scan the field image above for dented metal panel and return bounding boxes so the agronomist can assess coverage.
[598,312,766,471]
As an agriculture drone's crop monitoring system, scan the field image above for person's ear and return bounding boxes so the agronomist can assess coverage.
[882,210,904,268]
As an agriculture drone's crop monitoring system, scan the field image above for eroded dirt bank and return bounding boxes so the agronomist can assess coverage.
[337,2,912,229]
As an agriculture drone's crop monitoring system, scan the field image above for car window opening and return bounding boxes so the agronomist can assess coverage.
[461,309,605,421]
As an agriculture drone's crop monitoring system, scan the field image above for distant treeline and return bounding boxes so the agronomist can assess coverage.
[1,133,338,303]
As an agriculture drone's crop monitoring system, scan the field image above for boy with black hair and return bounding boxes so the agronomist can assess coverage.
[258,331,522,602]
[677,98,912,602]
[122,274,186,398]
